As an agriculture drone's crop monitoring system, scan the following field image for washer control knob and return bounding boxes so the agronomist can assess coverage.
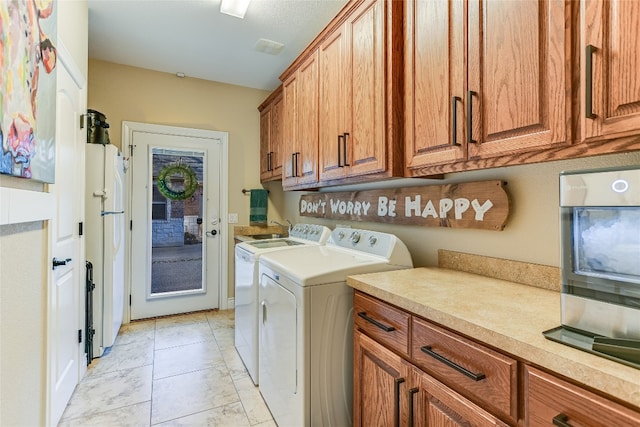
[368,235,378,247]
[350,231,361,244]
[337,231,345,240]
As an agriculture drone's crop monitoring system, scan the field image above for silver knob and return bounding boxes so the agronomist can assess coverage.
[368,235,377,247]
[350,231,361,244]
[337,231,345,240]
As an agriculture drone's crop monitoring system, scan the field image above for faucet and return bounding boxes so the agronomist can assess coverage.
[270,219,293,231]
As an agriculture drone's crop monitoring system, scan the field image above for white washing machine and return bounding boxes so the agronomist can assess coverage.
[234,224,331,385]
[258,227,413,427]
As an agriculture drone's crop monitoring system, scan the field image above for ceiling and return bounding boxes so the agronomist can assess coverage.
[87,0,349,91]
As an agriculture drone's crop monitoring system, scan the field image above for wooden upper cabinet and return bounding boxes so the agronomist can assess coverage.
[581,0,640,142]
[405,0,466,171]
[467,0,571,159]
[282,51,319,189]
[319,0,402,184]
[258,87,283,182]
[406,0,571,175]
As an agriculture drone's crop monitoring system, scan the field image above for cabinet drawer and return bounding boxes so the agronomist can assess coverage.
[411,316,518,423]
[354,291,410,356]
[525,366,640,427]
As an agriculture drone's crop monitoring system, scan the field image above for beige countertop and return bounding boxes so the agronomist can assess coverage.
[347,267,640,409]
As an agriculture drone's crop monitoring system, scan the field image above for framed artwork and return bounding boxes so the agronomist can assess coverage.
[0,0,58,183]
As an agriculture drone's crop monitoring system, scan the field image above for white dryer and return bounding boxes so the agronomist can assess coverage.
[258,227,413,427]
[234,224,331,385]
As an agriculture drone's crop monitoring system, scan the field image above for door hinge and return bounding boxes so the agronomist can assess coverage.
[129,295,132,306]
[130,220,133,230]
[78,329,82,343]
[129,144,135,156]
[78,221,84,236]
[80,114,86,129]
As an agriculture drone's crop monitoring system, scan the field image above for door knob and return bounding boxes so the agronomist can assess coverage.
[52,257,72,269]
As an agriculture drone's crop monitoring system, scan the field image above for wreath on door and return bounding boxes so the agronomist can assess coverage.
[156,163,198,200]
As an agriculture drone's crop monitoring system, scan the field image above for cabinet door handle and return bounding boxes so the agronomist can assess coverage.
[291,153,296,178]
[467,90,477,144]
[420,345,486,381]
[343,133,350,166]
[268,152,272,171]
[452,96,461,146]
[552,413,573,427]
[295,152,300,177]
[408,387,419,427]
[337,134,344,167]
[357,311,396,332]
[585,44,596,119]
[394,377,405,427]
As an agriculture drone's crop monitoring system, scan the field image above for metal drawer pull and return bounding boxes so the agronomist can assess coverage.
[337,134,344,167]
[394,378,405,427]
[357,311,395,332]
[420,345,486,381]
[552,413,572,427]
[408,387,419,427]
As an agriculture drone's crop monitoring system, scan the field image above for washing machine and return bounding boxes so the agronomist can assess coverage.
[257,227,413,426]
[234,223,331,385]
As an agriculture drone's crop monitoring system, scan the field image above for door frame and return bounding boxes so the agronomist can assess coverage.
[121,121,229,323]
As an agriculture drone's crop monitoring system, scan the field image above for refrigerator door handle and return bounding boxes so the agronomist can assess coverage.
[101,211,125,216]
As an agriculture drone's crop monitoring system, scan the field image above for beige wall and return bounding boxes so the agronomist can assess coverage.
[283,151,640,272]
[88,59,272,300]
[0,1,88,425]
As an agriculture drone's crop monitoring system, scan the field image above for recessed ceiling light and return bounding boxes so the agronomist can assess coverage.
[220,0,251,19]
[254,38,285,55]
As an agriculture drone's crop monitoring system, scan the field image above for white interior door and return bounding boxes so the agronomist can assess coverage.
[47,44,86,426]
[127,122,228,320]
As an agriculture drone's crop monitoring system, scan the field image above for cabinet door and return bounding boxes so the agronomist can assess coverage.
[346,0,387,177]
[296,51,319,186]
[582,0,640,141]
[259,106,273,181]
[410,366,509,427]
[319,23,349,182]
[405,0,466,171]
[282,73,298,188]
[270,93,283,178]
[353,330,409,427]
[467,0,570,159]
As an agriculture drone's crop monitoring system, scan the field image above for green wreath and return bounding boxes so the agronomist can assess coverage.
[157,163,198,200]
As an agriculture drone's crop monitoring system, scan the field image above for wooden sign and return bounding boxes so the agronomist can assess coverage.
[299,180,509,231]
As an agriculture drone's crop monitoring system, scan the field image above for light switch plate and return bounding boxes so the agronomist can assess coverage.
[228,213,238,224]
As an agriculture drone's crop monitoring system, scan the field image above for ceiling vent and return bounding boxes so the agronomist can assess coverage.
[254,38,285,55]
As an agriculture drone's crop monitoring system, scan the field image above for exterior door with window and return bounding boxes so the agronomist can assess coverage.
[126,122,228,320]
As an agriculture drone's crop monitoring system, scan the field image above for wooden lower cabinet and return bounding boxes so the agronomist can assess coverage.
[410,365,508,427]
[354,330,508,427]
[525,366,640,427]
[354,330,409,427]
[354,290,640,427]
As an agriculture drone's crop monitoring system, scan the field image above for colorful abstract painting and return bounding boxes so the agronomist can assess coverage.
[0,0,58,183]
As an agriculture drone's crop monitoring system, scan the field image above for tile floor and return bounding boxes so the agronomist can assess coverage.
[59,310,276,427]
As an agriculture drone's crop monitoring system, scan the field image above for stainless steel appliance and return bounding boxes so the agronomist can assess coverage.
[544,167,640,368]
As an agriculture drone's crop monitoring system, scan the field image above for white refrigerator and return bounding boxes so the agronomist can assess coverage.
[85,143,126,358]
